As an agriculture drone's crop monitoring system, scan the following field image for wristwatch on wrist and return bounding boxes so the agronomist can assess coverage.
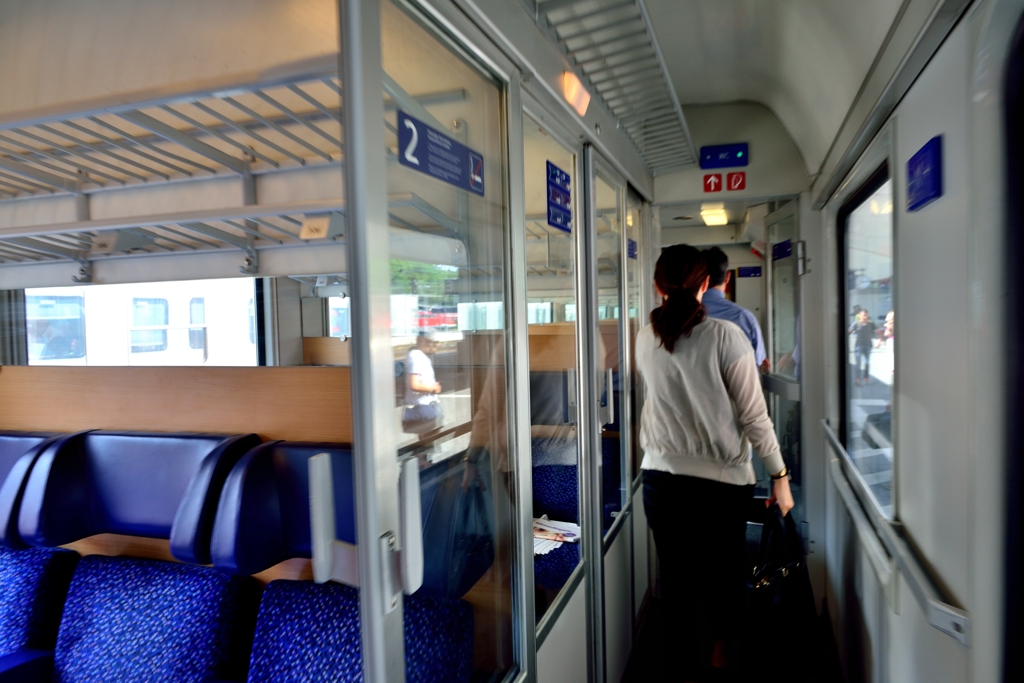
[771,466,789,480]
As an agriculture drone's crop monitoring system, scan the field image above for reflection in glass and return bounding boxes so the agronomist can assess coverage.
[382,1,514,675]
[522,114,581,621]
[595,173,625,539]
[625,197,644,482]
[845,178,894,516]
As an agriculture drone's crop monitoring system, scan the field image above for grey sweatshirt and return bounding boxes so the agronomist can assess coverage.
[635,318,785,485]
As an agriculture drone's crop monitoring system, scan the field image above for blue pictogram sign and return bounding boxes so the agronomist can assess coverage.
[546,161,572,233]
[398,110,485,196]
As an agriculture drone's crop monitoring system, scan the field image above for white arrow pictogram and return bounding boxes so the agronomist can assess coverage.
[706,175,720,191]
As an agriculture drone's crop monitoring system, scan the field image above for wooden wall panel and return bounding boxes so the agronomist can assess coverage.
[0,366,352,442]
[302,337,351,366]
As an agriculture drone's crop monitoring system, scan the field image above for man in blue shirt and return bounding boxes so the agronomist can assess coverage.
[701,247,770,372]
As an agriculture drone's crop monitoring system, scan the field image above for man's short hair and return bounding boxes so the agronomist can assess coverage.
[702,247,729,287]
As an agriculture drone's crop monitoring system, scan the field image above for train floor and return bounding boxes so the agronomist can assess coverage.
[621,596,844,682]
[622,522,845,683]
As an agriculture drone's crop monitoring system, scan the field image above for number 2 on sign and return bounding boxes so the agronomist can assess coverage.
[404,119,420,165]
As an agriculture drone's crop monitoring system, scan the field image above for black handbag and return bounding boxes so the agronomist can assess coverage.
[745,504,818,682]
[417,448,495,600]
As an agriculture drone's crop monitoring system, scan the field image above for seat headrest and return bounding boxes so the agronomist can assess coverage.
[0,431,59,548]
[530,372,575,425]
[210,441,355,575]
[18,431,261,564]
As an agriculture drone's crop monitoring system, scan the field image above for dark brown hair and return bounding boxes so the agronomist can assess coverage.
[650,244,708,353]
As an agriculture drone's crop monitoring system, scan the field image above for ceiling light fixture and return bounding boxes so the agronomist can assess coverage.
[700,203,728,226]
[562,71,591,117]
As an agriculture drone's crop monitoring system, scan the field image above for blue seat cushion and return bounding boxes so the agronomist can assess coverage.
[51,556,258,683]
[532,464,578,524]
[0,547,78,657]
[247,581,473,683]
[534,543,579,591]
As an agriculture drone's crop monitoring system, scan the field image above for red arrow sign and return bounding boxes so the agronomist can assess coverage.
[703,174,722,193]
[727,172,746,191]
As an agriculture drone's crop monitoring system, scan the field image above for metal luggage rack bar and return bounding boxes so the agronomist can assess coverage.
[0,191,463,280]
[0,75,344,200]
[537,0,697,174]
[0,56,469,205]
[822,419,971,646]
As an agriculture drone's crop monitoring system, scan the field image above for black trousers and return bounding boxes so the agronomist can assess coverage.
[643,469,753,679]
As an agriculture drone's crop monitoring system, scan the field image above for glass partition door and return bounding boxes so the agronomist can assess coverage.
[381,1,516,678]
[765,201,803,517]
[521,114,583,622]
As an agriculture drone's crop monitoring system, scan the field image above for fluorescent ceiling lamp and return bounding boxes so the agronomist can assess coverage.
[700,203,728,226]
[562,71,591,117]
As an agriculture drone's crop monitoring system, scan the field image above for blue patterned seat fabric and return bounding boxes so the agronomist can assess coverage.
[532,463,578,525]
[247,580,473,683]
[534,543,580,591]
[0,546,78,658]
[51,555,259,683]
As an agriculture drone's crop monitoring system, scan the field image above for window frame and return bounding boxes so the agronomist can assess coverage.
[130,297,170,354]
[836,160,894,515]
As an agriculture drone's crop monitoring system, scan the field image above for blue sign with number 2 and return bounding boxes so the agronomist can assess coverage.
[398,110,484,196]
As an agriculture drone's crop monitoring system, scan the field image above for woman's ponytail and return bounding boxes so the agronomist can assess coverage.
[650,244,708,353]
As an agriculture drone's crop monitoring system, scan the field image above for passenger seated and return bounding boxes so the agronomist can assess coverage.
[210,441,475,683]
[15,430,262,683]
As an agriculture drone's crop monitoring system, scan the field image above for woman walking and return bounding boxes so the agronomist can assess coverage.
[636,245,793,682]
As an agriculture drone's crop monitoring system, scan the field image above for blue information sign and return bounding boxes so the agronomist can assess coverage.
[699,143,749,169]
[627,239,637,259]
[737,266,762,278]
[398,110,484,196]
[546,161,572,233]
[772,239,793,261]
[907,136,942,211]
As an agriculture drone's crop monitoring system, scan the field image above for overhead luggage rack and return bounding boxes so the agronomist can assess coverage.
[0,63,344,199]
[0,56,475,284]
[537,0,697,174]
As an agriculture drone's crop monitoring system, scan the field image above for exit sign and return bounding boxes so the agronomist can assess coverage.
[700,143,749,169]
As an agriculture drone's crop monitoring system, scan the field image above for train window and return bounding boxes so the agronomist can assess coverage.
[26,295,87,362]
[130,298,169,354]
[382,0,516,675]
[327,296,350,339]
[12,279,258,367]
[189,298,206,351]
[840,166,895,517]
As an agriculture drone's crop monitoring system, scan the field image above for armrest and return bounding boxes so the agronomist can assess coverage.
[0,650,53,682]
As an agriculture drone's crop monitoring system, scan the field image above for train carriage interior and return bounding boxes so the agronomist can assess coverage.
[0,0,1021,681]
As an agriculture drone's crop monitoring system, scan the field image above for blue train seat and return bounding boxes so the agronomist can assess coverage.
[14,431,262,683]
[210,441,476,683]
[0,432,80,678]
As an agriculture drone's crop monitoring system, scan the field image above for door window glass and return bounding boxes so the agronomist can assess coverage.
[189,298,206,351]
[382,1,515,674]
[595,172,625,539]
[522,114,581,621]
[625,194,644,483]
[843,176,895,517]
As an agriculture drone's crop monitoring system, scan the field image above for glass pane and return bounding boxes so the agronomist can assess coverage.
[770,215,798,379]
[595,172,625,537]
[522,114,581,621]
[625,195,644,483]
[21,280,257,366]
[25,295,86,361]
[382,1,515,675]
[845,179,894,516]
